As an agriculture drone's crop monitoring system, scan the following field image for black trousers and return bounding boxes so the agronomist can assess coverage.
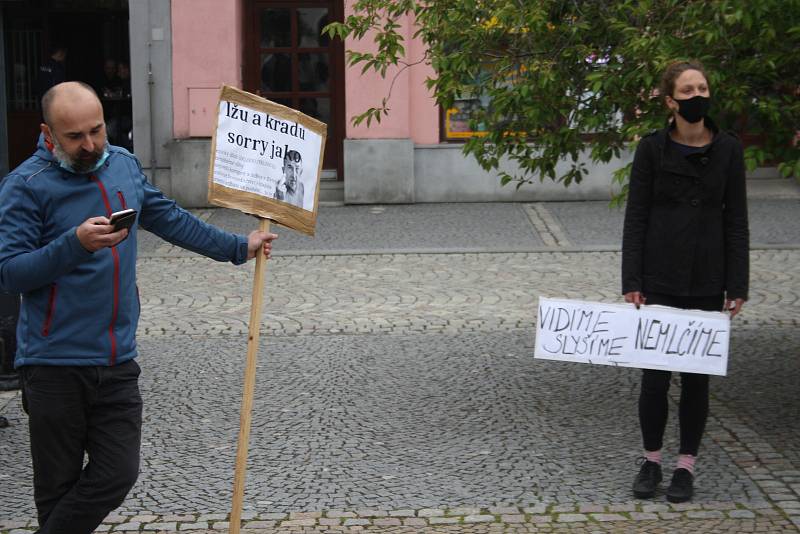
[638,293,724,456]
[21,359,143,534]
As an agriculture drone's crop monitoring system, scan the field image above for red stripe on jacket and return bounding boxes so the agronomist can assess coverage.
[90,175,120,365]
[41,283,57,336]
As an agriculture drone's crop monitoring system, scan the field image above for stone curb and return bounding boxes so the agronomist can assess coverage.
[0,502,789,533]
[140,243,800,260]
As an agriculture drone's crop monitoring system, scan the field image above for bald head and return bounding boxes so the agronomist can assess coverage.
[41,81,103,127]
[40,82,108,173]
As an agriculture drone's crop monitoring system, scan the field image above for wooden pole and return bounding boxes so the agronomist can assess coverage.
[229,218,270,534]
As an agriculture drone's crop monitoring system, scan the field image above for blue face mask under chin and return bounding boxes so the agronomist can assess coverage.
[59,148,110,174]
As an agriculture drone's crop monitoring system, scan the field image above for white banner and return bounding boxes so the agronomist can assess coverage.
[534,297,730,376]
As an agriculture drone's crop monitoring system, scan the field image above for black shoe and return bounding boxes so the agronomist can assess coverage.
[666,468,694,503]
[632,458,662,499]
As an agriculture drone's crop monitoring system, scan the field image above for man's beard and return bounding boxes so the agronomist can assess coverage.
[52,135,108,173]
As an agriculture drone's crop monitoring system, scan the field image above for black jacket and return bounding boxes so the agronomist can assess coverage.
[622,118,749,300]
[36,58,66,101]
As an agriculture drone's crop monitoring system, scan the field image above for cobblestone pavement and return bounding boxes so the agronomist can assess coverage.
[1,201,799,533]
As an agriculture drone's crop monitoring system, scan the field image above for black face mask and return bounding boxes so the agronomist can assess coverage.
[674,95,710,123]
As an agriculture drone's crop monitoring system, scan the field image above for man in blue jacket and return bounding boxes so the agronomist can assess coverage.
[0,81,278,534]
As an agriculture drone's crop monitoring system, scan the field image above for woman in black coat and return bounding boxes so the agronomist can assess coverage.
[622,60,749,503]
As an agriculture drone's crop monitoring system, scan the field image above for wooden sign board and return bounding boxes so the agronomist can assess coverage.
[207,85,327,236]
[534,297,730,376]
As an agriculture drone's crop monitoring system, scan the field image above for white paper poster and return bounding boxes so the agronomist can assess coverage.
[534,297,730,376]
[212,100,322,212]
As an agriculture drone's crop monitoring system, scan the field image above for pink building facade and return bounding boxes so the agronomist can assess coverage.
[158,0,624,206]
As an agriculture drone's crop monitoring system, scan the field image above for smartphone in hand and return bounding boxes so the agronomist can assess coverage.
[109,208,137,232]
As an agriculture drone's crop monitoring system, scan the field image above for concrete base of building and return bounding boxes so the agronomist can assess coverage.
[168,139,212,207]
[413,143,627,202]
[164,137,789,207]
[343,139,415,204]
[342,139,629,203]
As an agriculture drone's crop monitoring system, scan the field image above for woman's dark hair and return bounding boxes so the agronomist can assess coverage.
[659,60,709,102]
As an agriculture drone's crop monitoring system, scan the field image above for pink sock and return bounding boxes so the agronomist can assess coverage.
[644,450,662,464]
[676,454,696,474]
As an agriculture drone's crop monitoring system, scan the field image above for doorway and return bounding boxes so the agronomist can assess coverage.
[244,0,345,180]
[2,0,130,170]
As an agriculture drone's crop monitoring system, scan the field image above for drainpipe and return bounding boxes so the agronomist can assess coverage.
[147,0,158,185]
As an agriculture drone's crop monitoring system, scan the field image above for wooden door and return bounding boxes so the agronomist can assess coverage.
[244,0,344,179]
[3,2,130,170]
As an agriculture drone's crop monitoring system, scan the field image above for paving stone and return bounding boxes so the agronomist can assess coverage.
[355,509,387,518]
[342,519,370,526]
[768,493,797,501]
[670,502,703,511]
[642,504,670,513]
[578,504,605,513]
[464,515,494,523]
[162,515,195,522]
[131,514,159,523]
[591,513,628,522]
[418,509,445,517]
[556,514,588,522]
[388,509,416,517]
[373,518,402,526]
[114,522,141,531]
[429,517,459,525]
[523,505,548,514]
[449,507,482,516]
[281,518,317,526]
[488,506,519,514]
[258,513,287,520]
[703,502,736,510]
[289,511,322,519]
[143,522,177,531]
[607,504,636,512]
[327,511,357,518]
[686,510,726,519]
[179,523,209,531]
[243,520,276,528]
[552,504,576,513]
[728,510,757,519]
[197,514,227,522]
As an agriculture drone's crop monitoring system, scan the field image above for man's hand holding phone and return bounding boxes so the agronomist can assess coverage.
[77,209,137,252]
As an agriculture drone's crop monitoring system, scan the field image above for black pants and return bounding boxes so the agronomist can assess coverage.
[21,359,143,534]
[638,293,724,456]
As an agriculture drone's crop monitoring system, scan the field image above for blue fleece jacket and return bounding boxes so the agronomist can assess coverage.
[0,136,249,367]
